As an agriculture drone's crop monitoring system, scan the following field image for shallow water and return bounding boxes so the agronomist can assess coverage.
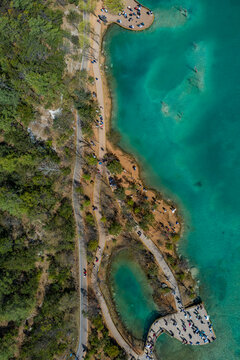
[110,251,158,339]
[104,0,240,358]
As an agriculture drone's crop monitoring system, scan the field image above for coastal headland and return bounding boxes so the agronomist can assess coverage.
[79,0,216,359]
[97,0,154,31]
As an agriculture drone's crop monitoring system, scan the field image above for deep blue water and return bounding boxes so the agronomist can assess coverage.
[104,0,240,359]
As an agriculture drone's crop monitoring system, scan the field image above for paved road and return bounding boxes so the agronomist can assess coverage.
[73,8,90,360]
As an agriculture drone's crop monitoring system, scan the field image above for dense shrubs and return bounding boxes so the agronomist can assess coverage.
[0,0,78,358]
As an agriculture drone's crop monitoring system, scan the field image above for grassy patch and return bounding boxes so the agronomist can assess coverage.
[104,0,124,14]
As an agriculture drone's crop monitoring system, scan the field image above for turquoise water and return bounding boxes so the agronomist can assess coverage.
[105,0,240,359]
[110,251,159,339]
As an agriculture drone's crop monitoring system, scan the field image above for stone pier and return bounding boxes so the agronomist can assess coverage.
[140,303,216,360]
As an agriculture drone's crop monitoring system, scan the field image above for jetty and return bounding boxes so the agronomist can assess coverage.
[141,303,215,360]
[135,227,216,360]
[98,0,154,31]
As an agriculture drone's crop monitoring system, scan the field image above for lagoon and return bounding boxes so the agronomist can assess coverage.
[110,251,158,340]
[105,0,240,359]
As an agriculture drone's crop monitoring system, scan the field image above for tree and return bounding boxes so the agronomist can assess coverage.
[114,187,125,200]
[107,160,123,175]
[85,213,95,226]
[104,344,120,358]
[92,314,104,331]
[172,234,180,242]
[86,155,98,166]
[66,10,81,26]
[87,239,98,252]
[108,222,122,236]
[83,173,91,181]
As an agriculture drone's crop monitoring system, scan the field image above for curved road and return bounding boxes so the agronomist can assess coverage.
[90,20,140,360]
[73,8,90,360]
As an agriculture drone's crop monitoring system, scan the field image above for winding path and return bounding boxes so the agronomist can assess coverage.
[134,228,215,359]
[84,4,215,360]
[90,20,141,360]
[73,7,90,360]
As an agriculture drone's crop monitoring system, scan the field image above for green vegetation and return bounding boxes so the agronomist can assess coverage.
[107,160,123,175]
[86,154,98,166]
[87,239,98,252]
[83,199,91,207]
[76,185,84,194]
[160,287,171,294]
[104,344,120,358]
[166,242,174,250]
[166,254,175,266]
[177,272,185,282]
[104,0,124,14]
[0,212,41,330]
[0,0,93,357]
[139,212,154,231]
[79,0,96,13]
[114,186,126,200]
[127,198,134,207]
[85,213,95,226]
[172,234,180,242]
[83,172,91,181]
[67,10,81,26]
[86,311,126,360]
[108,222,122,236]
[53,110,74,134]
[68,0,79,4]
[74,85,97,138]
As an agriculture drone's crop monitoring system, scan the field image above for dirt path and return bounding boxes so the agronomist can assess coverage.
[72,7,90,360]
[89,19,140,359]
[88,4,215,359]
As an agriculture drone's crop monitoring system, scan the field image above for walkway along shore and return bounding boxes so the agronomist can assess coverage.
[84,1,216,359]
[90,14,141,360]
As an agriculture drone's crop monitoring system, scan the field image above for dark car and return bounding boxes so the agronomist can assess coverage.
[98,15,107,23]
[137,231,141,236]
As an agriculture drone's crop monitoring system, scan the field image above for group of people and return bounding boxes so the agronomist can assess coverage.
[97,3,153,30]
[116,4,152,29]
[143,297,215,359]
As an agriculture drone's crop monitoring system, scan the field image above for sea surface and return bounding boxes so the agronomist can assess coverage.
[105,0,240,359]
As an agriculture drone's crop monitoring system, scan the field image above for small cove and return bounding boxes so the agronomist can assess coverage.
[110,250,159,340]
